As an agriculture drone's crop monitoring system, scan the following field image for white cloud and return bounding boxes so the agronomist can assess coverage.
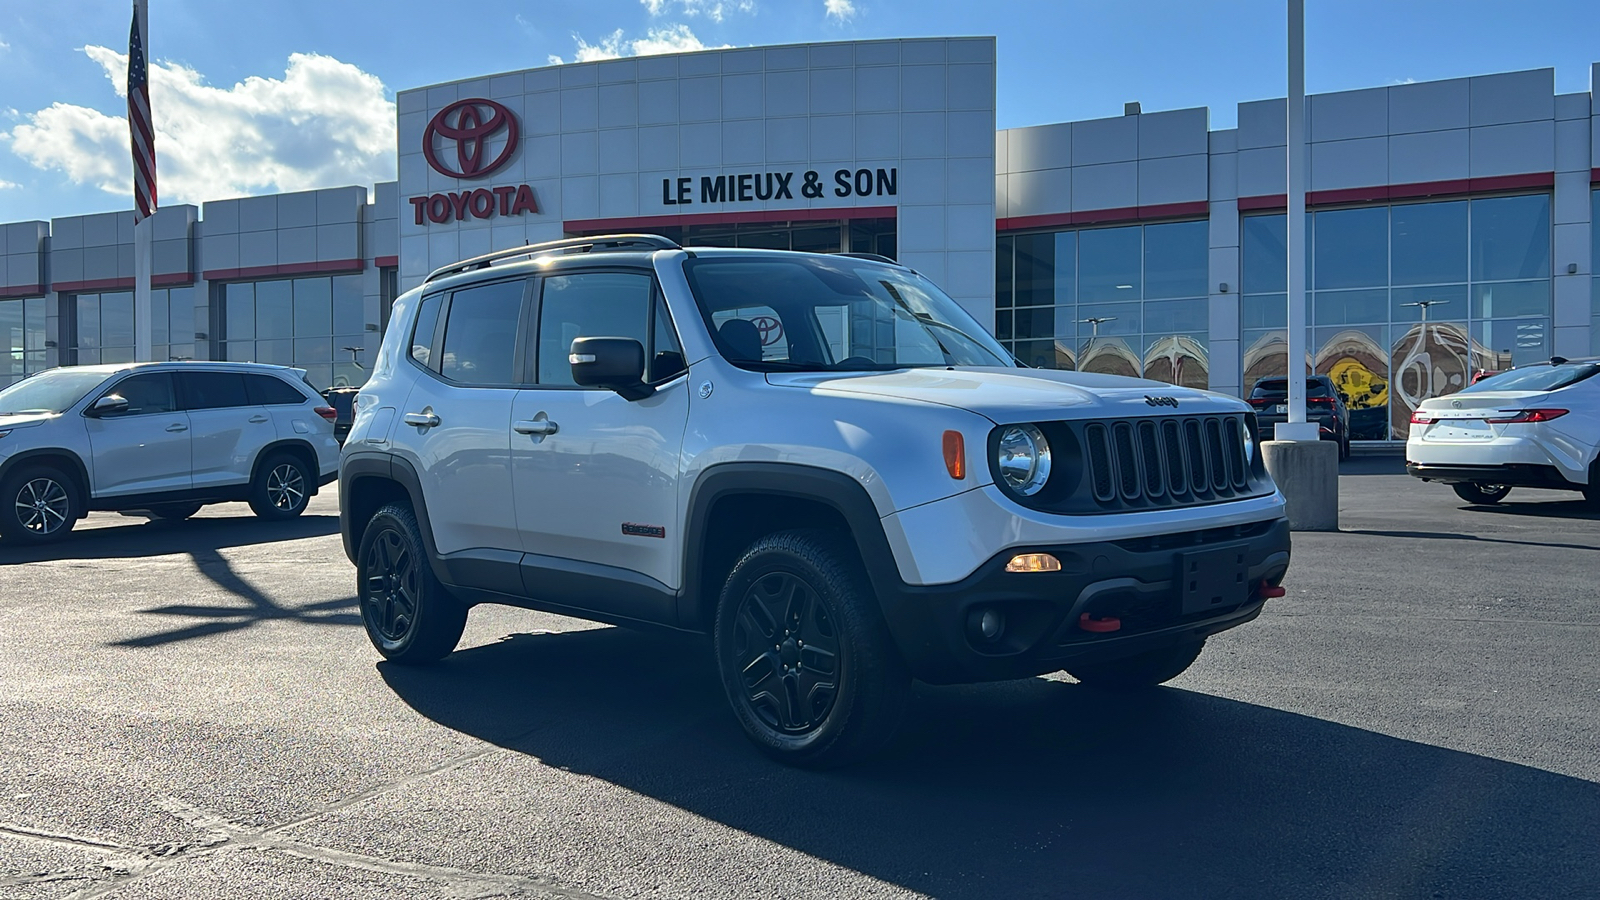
[1390,77,1417,85]
[6,46,395,205]
[642,0,754,22]
[548,24,728,66]
[825,0,855,21]
[0,179,19,190]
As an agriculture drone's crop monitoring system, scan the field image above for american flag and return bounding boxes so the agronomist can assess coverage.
[127,0,157,223]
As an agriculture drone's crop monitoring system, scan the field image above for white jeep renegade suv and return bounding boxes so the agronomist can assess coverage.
[0,362,339,543]
[341,236,1291,766]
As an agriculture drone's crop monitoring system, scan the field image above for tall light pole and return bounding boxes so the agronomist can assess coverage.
[1278,0,1317,442]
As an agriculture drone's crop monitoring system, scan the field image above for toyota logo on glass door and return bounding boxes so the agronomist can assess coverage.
[423,99,519,178]
[409,97,540,226]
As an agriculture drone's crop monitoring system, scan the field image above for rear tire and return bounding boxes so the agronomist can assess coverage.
[249,452,312,520]
[1453,482,1511,505]
[357,503,466,664]
[1067,640,1206,689]
[713,529,911,768]
[0,464,79,544]
[148,502,203,521]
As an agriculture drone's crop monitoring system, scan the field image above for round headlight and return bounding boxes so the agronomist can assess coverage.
[996,424,1052,496]
[1241,417,1255,462]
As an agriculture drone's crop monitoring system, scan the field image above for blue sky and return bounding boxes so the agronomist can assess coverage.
[1,0,1596,223]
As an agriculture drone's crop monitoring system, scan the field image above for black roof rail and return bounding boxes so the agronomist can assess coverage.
[424,234,681,284]
[835,252,899,265]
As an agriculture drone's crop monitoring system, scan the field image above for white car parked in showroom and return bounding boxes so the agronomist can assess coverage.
[1406,357,1600,505]
[0,362,341,543]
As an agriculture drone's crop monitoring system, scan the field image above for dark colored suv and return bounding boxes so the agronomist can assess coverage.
[1247,376,1351,458]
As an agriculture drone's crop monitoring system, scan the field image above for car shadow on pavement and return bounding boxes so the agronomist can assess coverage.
[380,627,1600,900]
[1460,498,1600,521]
[0,514,340,565]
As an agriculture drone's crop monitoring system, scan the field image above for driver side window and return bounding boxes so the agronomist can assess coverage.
[537,272,684,385]
[99,373,177,416]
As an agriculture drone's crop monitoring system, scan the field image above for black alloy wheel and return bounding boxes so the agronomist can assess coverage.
[714,529,910,768]
[0,465,77,543]
[1452,482,1511,505]
[731,570,843,735]
[356,503,466,663]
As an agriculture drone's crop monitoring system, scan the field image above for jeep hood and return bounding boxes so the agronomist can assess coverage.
[765,367,1246,422]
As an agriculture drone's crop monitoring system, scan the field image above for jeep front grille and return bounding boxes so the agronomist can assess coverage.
[1082,414,1251,509]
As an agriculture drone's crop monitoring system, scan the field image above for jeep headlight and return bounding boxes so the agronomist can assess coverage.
[996,424,1051,496]
[1241,417,1255,462]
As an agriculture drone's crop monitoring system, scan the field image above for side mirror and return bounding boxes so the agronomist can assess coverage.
[570,336,654,401]
[87,394,129,417]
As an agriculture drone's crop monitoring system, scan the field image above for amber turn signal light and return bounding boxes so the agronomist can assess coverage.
[1005,553,1062,573]
[942,430,965,479]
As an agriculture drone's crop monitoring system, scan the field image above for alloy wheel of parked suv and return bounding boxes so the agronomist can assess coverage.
[357,503,467,663]
[249,453,312,520]
[713,530,911,768]
[0,465,77,543]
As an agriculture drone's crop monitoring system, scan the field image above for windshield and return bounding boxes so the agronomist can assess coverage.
[1459,363,1600,394]
[0,369,112,415]
[1253,378,1333,398]
[683,255,1014,372]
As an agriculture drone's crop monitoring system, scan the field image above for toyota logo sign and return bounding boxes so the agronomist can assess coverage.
[409,97,541,226]
[423,98,519,179]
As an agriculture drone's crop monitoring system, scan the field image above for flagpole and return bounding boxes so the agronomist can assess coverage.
[130,0,154,362]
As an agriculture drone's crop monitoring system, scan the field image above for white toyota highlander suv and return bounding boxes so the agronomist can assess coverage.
[340,236,1292,766]
[0,362,340,542]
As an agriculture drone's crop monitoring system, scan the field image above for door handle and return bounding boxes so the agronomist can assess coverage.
[166,423,189,433]
[513,419,559,436]
[403,411,440,428]
[248,415,269,424]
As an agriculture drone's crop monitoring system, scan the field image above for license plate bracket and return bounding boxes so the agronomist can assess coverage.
[1177,544,1250,615]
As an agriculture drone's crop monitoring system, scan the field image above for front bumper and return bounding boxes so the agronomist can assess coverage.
[875,517,1292,684]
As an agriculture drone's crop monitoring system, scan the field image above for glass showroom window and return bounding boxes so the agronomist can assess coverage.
[0,296,46,388]
[994,219,1208,386]
[221,273,366,389]
[69,287,195,366]
[1241,193,1551,440]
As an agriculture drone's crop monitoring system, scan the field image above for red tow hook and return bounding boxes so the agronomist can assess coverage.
[1260,580,1287,599]
[1079,613,1122,633]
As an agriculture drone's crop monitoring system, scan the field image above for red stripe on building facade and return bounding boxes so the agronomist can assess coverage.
[201,259,366,282]
[564,205,899,233]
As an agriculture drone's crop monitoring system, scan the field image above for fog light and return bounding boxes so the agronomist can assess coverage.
[961,606,1007,644]
[1005,553,1061,573]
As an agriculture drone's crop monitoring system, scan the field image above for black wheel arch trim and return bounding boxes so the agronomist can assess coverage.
[0,449,91,514]
[679,461,903,634]
[339,452,449,586]
[253,439,326,495]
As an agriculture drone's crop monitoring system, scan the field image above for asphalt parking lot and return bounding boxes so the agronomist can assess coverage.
[1,457,1597,899]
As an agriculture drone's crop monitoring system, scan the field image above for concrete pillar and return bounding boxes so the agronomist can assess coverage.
[1262,439,1339,531]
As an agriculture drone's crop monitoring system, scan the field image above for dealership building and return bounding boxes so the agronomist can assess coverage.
[3,37,1599,440]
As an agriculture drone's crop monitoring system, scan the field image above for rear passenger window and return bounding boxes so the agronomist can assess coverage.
[439,280,524,385]
[245,374,308,406]
[178,372,250,410]
[410,293,443,371]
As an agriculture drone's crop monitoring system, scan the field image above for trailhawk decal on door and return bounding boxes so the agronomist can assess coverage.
[622,523,667,539]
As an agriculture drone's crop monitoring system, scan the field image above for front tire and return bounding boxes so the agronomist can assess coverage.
[249,453,312,520]
[713,529,911,768]
[1067,640,1206,689]
[1453,482,1511,505]
[0,465,78,544]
